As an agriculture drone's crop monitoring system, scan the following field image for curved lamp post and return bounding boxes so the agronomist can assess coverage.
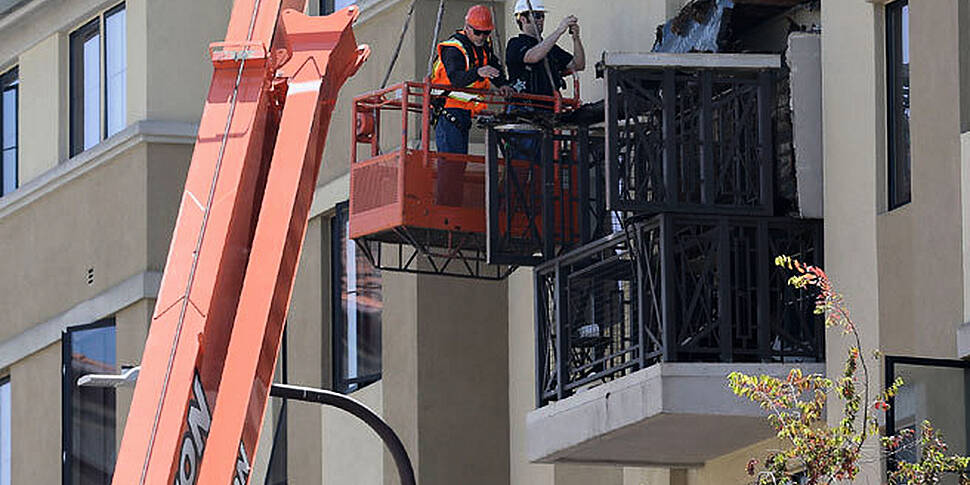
[80,369,418,485]
[269,383,417,485]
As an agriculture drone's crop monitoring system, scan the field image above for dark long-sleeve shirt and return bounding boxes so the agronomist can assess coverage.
[439,32,508,88]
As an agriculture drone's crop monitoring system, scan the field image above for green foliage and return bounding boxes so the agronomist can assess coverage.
[727,256,970,484]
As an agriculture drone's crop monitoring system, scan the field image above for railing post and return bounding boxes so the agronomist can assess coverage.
[634,228,647,370]
[699,70,715,205]
[756,221,771,361]
[485,127,499,262]
[554,262,569,401]
[578,125,591,243]
[660,214,677,361]
[717,219,733,362]
[662,69,679,205]
[604,67,620,210]
[757,70,775,211]
[534,269,546,408]
[542,129,556,259]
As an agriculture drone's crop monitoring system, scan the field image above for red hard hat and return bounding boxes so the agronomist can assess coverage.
[465,5,494,31]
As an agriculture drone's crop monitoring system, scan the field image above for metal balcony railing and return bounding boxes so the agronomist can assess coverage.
[484,125,609,266]
[602,55,780,215]
[534,213,822,406]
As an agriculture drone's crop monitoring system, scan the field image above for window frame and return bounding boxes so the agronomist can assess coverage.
[69,3,126,157]
[0,67,17,197]
[884,355,970,477]
[320,0,356,15]
[61,318,116,485]
[0,376,10,485]
[886,0,911,210]
[103,3,126,139]
[331,201,382,394]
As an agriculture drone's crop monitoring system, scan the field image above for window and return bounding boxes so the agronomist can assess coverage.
[887,0,911,209]
[0,377,9,485]
[1,68,16,197]
[320,0,356,15]
[62,319,116,485]
[331,202,382,394]
[885,356,970,479]
[70,4,126,157]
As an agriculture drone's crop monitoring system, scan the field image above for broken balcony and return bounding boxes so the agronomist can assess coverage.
[602,52,780,215]
[526,42,825,465]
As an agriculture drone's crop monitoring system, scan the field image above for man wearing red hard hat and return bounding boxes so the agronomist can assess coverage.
[430,5,512,206]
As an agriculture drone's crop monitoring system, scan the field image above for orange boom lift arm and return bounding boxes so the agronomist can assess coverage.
[112,2,368,484]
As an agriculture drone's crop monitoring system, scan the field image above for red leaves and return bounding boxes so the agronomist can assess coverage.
[746,459,758,476]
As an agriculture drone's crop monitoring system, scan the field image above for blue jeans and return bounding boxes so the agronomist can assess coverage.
[434,108,471,206]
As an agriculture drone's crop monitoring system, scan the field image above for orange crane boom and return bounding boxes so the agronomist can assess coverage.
[112,2,368,484]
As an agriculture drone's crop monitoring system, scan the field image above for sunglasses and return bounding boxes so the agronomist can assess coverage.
[472,28,492,36]
[522,12,545,20]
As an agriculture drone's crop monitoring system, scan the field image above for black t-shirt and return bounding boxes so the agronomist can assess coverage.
[506,34,573,98]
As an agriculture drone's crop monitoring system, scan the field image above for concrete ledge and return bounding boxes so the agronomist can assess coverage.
[0,120,198,221]
[601,52,782,70]
[0,270,161,370]
[527,362,824,466]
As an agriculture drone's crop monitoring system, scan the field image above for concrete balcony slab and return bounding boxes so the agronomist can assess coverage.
[527,362,824,467]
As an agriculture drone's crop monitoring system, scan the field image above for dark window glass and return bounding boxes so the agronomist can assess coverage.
[105,5,126,138]
[0,68,16,197]
[0,377,9,485]
[62,319,116,485]
[320,0,356,15]
[886,357,970,481]
[70,19,100,156]
[887,0,911,209]
[331,202,382,394]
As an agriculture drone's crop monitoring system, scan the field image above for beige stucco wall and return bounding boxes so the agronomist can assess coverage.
[688,437,784,485]
[115,298,153,444]
[876,0,963,359]
[820,0,882,433]
[507,267,554,484]
[824,0,967,483]
[821,0,887,481]
[318,0,418,186]
[10,343,61,485]
[0,144,149,339]
[285,215,327,483]
[0,0,119,65]
[376,271,510,485]
[17,33,67,181]
[137,0,232,124]
[963,132,970,325]
[324,382,384,484]
[960,0,970,133]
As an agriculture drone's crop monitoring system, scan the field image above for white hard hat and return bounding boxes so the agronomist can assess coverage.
[514,0,547,15]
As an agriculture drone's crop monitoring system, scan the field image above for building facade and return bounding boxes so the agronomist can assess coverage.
[0,0,966,484]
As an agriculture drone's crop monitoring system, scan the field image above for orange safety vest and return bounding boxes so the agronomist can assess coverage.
[431,36,491,114]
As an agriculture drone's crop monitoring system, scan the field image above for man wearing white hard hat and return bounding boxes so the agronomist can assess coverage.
[506,0,585,106]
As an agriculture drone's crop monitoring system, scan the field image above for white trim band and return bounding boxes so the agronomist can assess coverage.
[601,52,782,70]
